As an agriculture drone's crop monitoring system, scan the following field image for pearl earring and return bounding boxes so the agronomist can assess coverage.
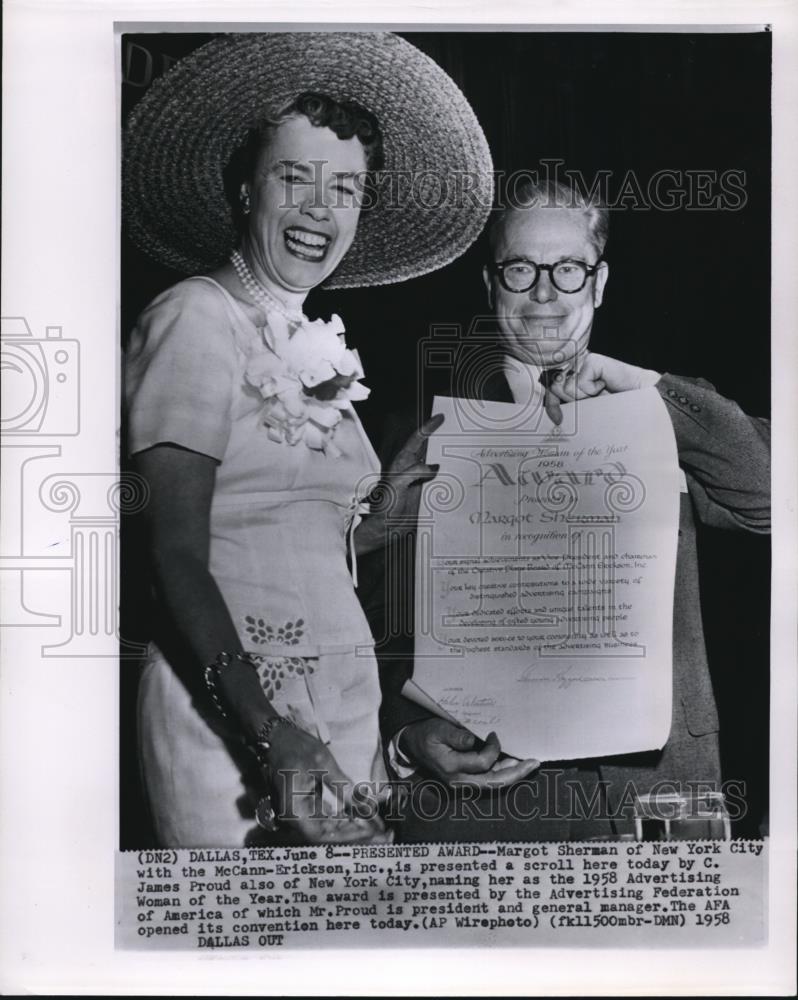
[240,191,251,215]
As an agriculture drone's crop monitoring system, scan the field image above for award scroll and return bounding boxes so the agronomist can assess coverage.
[408,389,681,761]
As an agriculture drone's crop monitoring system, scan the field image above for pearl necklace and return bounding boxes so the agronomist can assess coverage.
[230,250,305,324]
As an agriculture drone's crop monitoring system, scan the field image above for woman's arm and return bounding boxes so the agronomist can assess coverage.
[136,443,388,843]
[135,443,275,741]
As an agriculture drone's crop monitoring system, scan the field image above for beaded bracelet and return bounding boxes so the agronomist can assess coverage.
[253,718,299,833]
[255,794,279,833]
[252,715,299,770]
[203,650,261,720]
[203,651,299,833]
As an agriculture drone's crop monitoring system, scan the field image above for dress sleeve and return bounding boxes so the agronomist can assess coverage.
[124,279,238,461]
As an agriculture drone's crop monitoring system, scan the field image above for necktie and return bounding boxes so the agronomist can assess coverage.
[538,367,571,424]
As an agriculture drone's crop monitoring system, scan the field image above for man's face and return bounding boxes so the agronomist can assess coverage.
[483,207,609,369]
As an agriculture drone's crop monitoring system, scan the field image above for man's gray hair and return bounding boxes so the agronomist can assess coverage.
[490,177,609,257]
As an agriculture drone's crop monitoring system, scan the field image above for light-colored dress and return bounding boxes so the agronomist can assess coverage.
[125,276,385,847]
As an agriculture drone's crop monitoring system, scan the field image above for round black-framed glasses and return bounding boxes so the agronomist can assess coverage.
[489,257,603,294]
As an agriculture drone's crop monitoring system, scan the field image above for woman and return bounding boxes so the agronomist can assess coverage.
[123,33,493,847]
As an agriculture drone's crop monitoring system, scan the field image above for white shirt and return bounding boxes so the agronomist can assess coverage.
[502,356,547,407]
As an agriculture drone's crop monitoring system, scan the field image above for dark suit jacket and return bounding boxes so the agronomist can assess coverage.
[359,372,770,840]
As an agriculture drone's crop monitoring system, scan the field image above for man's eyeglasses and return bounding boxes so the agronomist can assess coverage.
[489,257,603,294]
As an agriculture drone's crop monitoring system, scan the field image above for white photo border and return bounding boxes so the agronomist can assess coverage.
[1,0,795,995]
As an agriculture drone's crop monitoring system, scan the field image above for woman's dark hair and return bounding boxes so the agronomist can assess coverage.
[224,91,384,232]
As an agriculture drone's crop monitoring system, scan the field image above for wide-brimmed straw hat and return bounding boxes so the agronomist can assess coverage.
[123,32,494,288]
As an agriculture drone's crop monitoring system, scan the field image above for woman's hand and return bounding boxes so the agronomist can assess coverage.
[354,413,444,554]
[267,725,391,844]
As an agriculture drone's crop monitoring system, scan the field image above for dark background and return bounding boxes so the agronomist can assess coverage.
[121,30,771,846]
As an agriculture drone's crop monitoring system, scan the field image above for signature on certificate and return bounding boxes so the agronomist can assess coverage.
[439,692,498,708]
[518,663,634,690]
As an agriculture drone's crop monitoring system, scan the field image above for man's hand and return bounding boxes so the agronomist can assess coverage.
[355,414,444,554]
[400,718,539,789]
[544,353,661,425]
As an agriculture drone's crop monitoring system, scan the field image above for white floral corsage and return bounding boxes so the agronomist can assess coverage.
[245,311,369,456]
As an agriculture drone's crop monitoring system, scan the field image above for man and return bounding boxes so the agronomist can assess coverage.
[367,179,770,841]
